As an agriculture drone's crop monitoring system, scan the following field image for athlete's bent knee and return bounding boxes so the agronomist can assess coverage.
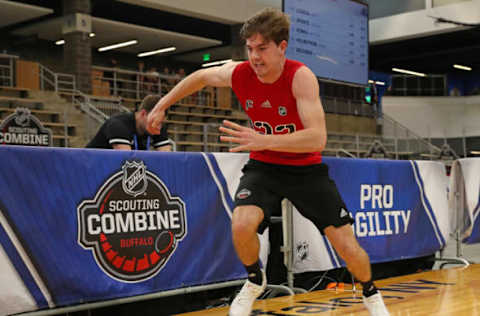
[231,206,263,238]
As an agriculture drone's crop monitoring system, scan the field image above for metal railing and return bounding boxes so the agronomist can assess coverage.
[202,123,223,152]
[70,90,120,142]
[389,74,447,96]
[34,63,172,149]
[189,107,440,160]
[381,112,442,160]
[39,64,75,93]
[0,58,440,157]
[72,90,109,123]
[322,96,377,117]
[91,66,215,107]
[309,111,442,160]
[92,66,151,100]
[37,63,75,147]
[73,90,177,151]
[336,148,357,158]
[0,53,18,87]
[57,72,76,93]
[74,91,103,144]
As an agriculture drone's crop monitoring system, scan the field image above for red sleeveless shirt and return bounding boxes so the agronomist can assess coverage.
[231,59,322,165]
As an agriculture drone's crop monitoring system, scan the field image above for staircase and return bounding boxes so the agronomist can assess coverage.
[0,87,82,147]
[28,90,87,147]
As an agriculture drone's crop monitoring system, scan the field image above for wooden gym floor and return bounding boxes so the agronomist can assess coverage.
[177,264,480,315]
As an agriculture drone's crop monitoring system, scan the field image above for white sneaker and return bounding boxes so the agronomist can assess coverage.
[229,270,267,316]
[363,292,390,316]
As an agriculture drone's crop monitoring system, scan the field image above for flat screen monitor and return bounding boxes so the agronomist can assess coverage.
[283,0,368,86]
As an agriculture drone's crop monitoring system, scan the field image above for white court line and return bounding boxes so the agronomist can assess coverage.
[201,153,233,218]
[410,161,444,247]
[0,209,55,308]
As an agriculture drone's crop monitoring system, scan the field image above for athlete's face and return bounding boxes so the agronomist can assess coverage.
[246,33,287,83]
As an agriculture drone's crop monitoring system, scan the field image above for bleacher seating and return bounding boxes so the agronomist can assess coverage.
[323,132,414,159]
[0,60,433,158]
[0,86,30,98]
[85,66,394,155]
[111,92,249,152]
[0,81,418,158]
[0,107,60,122]
[0,87,77,147]
[0,96,43,109]
[164,107,248,152]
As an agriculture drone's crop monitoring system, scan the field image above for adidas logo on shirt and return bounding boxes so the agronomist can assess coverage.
[261,100,272,108]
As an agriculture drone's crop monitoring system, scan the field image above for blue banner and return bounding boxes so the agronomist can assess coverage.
[326,157,447,262]
[0,146,244,312]
[292,158,449,272]
[0,147,451,315]
[467,214,480,243]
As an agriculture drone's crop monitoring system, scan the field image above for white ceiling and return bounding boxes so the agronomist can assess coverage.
[12,16,223,56]
[2,0,280,64]
[0,0,52,28]
[116,0,281,24]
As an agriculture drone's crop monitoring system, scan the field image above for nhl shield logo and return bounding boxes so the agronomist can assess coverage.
[14,108,31,127]
[296,241,309,262]
[278,106,287,116]
[0,107,52,146]
[122,161,147,197]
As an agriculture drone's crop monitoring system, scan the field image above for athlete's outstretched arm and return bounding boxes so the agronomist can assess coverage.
[147,62,240,135]
[220,66,327,153]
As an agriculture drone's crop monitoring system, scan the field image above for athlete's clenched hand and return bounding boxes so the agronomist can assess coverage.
[146,108,165,135]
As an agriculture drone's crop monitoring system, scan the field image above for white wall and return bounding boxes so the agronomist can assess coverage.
[382,96,480,138]
[434,0,472,7]
[370,0,480,44]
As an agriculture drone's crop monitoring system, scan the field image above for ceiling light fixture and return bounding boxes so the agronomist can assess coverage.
[368,80,386,86]
[55,33,95,46]
[137,47,176,57]
[202,59,232,67]
[98,40,138,52]
[453,64,472,71]
[392,68,426,77]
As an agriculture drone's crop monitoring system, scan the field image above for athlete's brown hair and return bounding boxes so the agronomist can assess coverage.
[240,8,290,45]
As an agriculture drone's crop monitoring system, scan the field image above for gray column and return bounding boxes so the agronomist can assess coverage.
[63,0,92,94]
[231,24,247,61]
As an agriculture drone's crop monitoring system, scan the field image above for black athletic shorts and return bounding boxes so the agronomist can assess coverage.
[234,159,354,234]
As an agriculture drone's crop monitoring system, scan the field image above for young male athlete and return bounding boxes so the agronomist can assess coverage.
[146,8,389,316]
